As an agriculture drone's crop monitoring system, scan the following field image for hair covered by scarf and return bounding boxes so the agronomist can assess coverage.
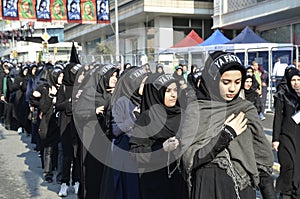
[130,73,182,170]
[197,51,246,102]
[179,51,274,190]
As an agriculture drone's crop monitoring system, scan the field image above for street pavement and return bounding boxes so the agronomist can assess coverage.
[0,113,277,199]
[0,125,76,199]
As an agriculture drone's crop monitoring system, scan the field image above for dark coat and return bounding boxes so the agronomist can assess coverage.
[38,85,60,147]
[12,74,31,132]
[273,90,300,196]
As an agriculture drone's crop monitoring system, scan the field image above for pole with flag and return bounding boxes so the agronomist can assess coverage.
[70,41,81,64]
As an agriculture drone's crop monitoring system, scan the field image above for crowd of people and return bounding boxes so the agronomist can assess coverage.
[0,51,300,199]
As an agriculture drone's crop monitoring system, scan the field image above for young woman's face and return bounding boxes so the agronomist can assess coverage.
[291,75,300,95]
[108,72,118,88]
[157,67,163,73]
[164,82,177,107]
[84,4,91,15]
[219,70,242,101]
[246,68,253,75]
[22,2,30,13]
[244,77,252,90]
[57,73,64,85]
[23,68,28,76]
[54,3,61,14]
[176,69,182,76]
[31,67,37,75]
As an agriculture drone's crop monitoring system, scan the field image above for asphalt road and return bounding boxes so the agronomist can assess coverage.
[0,125,76,199]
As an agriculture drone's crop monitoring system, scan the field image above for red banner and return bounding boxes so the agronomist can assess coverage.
[0,1,2,20]
[2,0,110,24]
[18,0,36,21]
[36,0,51,21]
[81,0,96,24]
[66,0,82,23]
[50,0,67,22]
[96,0,110,24]
[2,0,19,20]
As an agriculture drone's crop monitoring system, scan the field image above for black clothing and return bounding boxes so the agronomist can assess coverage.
[12,72,31,133]
[273,70,300,197]
[181,52,275,199]
[245,75,262,113]
[130,73,189,199]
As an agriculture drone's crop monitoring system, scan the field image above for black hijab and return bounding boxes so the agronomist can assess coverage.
[48,68,63,88]
[133,73,181,140]
[244,74,257,92]
[111,66,148,106]
[63,62,82,86]
[155,63,165,74]
[286,69,300,105]
[96,64,120,94]
[197,51,246,102]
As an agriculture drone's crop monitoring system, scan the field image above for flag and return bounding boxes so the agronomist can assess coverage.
[36,0,51,22]
[70,41,81,64]
[0,1,2,20]
[81,0,96,24]
[96,0,110,24]
[50,0,67,22]
[18,0,36,21]
[2,0,19,20]
[67,0,82,23]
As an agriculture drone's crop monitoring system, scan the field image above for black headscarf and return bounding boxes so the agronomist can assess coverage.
[96,64,120,94]
[111,66,148,106]
[244,74,257,92]
[19,64,29,77]
[286,68,300,99]
[133,73,181,141]
[197,51,246,102]
[173,65,184,82]
[155,63,165,74]
[63,62,82,86]
[48,68,63,87]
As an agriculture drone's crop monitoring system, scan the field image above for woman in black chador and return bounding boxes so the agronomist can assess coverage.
[180,51,276,199]
[244,74,261,114]
[110,66,149,199]
[12,65,31,134]
[56,62,82,197]
[272,68,300,199]
[130,73,189,199]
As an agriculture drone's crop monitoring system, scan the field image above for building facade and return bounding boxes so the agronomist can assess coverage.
[213,0,300,45]
[64,0,214,65]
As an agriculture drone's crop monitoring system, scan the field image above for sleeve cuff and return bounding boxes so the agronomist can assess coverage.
[222,125,237,140]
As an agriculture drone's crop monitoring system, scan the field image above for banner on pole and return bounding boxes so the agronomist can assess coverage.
[1,0,110,24]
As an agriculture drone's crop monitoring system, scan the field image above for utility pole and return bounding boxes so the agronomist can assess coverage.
[115,0,120,62]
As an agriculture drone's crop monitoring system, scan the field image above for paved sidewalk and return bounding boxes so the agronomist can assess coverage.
[0,125,76,199]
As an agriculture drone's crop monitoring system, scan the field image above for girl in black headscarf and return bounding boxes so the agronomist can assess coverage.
[12,64,31,134]
[180,51,275,199]
[110,66,149,199]
[56,62,81,197]
[129,73,189,199]
[78,64,119,199]
[272,69,300,198]
[155,63,165,74]
[244,74,261,114]
[187,64,197,86]
[38,67,63,183]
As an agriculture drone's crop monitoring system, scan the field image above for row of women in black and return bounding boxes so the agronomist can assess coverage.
[1,52,277,199]
[74,52,275,199]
